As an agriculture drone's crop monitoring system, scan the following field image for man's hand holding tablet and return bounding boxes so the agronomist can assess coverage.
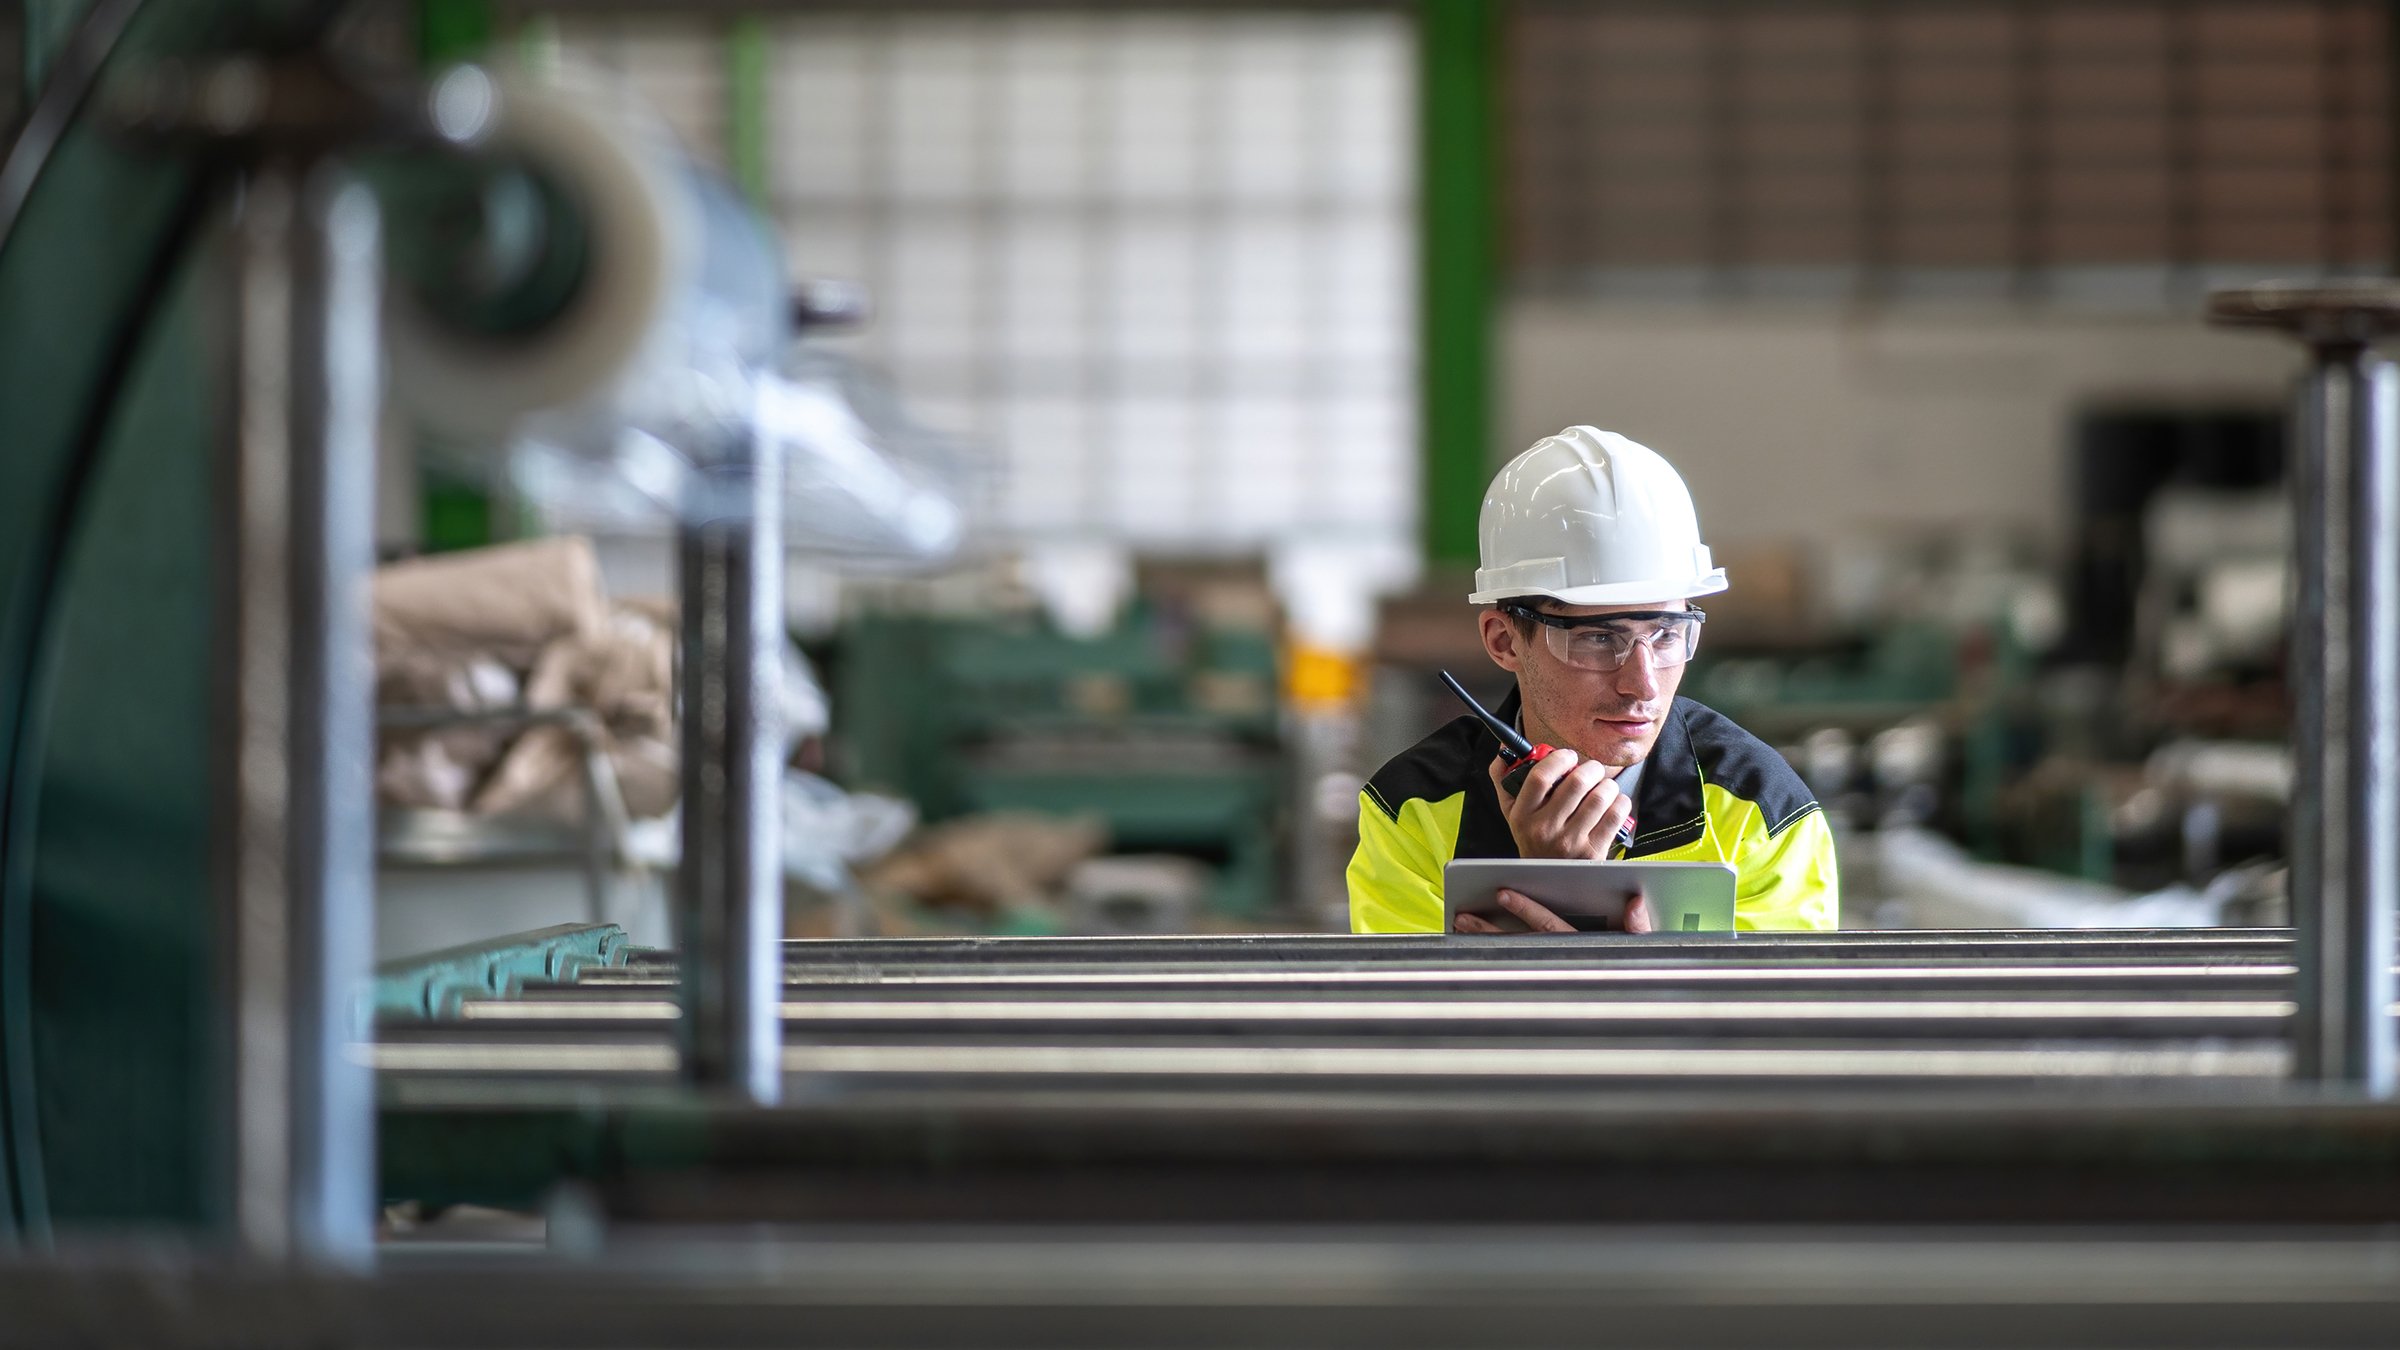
[1470,747,1655,934]
[1455,884,1655,934]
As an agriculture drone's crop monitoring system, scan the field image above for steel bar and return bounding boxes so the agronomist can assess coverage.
[592,932,2305,983]
[475,976,2332,1003]
[757,962,2303,991]
[218,162,378,1268]
[577,932,2305,987]
[675,430,784,1104]
[373,1090,2400,1228]
[548,958,2325,999]
[19,1231,2400,1350]
[367,1034,2291,1084]
[2212,282,2400,1097]
[632,928,2307,962]
[550,970,2312,1002]
[441,995,2309,1037]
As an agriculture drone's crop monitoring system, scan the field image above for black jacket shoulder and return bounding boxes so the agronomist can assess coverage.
[1674,698,1818,836]
[1361,686,1523,861]
[1362,698,1508,821]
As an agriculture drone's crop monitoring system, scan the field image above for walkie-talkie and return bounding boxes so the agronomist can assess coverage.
[1437,671,1557,797]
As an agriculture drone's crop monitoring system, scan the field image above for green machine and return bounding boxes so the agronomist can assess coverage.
[0,0,322,1241]
[835,610,1287,921]
[0,0,801,1248]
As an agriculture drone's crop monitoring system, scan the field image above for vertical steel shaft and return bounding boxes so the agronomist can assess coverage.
[2291,345,2400,1091]
[676,437,785,1104]
[221,164,380,1264]
[2211,283,2400,1096]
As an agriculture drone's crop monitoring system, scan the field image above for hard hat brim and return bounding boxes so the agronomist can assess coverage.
[1469,570,1729,607]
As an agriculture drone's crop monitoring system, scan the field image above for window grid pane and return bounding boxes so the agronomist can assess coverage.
[1508,0,2392,303]
[558,11,1417,555]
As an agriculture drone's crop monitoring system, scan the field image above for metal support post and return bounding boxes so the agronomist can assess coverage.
[220,163,381,1263]
[2210,282,2400,1096]
[676,435,785,1104]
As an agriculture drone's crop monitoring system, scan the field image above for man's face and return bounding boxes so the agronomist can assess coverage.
[1476,598,1689,769]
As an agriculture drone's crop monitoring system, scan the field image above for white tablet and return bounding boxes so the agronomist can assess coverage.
[1442,858,1738,934]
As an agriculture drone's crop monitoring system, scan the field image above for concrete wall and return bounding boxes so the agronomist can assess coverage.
[1500,301,2306,557]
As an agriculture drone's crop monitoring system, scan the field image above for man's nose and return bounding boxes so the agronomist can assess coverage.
[1615,644,1664,701]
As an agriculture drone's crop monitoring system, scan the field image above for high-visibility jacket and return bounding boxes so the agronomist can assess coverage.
[1347,687,1838,933]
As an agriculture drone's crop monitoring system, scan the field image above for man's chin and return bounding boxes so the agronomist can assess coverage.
[1584,717,1662,765]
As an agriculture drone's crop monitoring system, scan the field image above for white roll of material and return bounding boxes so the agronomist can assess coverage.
[385,73,697,441]
[386,71,966,568]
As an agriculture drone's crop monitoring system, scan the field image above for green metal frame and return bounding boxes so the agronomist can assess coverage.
[1418,0,1497,571]
[0,0,354,1245]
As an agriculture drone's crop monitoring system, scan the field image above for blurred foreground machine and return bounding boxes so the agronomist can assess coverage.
[6,4,2400,1348]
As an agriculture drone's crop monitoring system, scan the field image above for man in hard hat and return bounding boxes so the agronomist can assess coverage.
[1348,426,1838,934]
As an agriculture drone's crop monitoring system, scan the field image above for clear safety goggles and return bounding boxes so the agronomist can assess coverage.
[1503,604,1706,673]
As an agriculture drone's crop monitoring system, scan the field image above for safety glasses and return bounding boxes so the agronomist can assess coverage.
[1502,604,1706,673]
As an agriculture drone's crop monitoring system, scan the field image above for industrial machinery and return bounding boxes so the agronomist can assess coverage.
[835,605,1285,922]
[7,4,2400,1348]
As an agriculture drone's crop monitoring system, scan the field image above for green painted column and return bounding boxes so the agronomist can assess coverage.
[1418,0,1498,570]
[419,0,492,67]
[416,0,498,552]
[728,16,771,209]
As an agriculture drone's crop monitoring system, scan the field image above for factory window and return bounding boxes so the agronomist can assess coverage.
[1507,0,2391,304]
[554,11,1417,555]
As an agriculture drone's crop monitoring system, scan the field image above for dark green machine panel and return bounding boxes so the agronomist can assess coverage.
[20,266,221,1229]
[0,0,330,1239]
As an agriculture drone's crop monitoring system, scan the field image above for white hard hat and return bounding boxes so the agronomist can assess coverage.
[1468,426,1729,606]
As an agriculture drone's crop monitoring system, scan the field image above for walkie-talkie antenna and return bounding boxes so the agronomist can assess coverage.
[1437,671,1532,758]
[1437,670,1558,797]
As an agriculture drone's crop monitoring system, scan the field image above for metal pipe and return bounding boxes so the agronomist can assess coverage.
[675,433,785,1104]
[364,1037,2293,1083]
[2210,282,2400,1096]
[621,929,2302,966]
[220,163,380,1265]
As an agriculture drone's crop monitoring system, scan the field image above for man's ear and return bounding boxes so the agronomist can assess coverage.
[1479,608,1525,675]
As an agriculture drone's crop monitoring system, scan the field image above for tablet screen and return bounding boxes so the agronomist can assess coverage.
[1442,858,1738,933]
